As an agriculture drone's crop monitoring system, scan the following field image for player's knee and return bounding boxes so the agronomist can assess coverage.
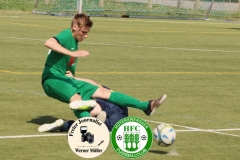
[92,87,111,99]
[70,94,82,102]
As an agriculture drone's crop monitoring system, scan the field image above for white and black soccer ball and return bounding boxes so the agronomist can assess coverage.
[117,135,122,141]
[141,135,147,141]
[153,123,176,147]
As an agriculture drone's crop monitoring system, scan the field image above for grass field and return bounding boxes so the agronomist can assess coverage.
[0,11,240,160]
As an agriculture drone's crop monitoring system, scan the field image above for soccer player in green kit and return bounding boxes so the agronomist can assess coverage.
[41,13,167,119]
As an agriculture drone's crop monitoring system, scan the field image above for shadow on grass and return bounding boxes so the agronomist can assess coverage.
[148,150,168,155]
[228,28,240,30]
[27,115,67,125]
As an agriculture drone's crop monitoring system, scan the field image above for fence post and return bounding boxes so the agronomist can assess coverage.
[177,0,181,8]
[32,0,40,12]
[238,0,240,12]
[194,0,200,9]
[99,0,104,7]
[205,0,215,19]
[78,0,83,13]
[148,0,152,8]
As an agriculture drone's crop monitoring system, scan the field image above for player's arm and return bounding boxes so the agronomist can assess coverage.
[44,38,89,57]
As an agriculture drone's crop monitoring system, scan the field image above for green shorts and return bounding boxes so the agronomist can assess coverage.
[42,75,98,103]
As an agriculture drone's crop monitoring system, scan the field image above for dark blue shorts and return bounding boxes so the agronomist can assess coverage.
[96,99,128,131]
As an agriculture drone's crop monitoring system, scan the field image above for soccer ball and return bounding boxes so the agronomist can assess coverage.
[153,123,176,147]
[117,135,122,141]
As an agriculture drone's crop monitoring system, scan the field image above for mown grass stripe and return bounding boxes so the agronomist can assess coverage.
[1,70,240,75]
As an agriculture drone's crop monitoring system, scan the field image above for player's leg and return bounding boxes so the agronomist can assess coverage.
[91,87,167,116]
[69,79,99,110]
[90,103,102,117]
[73,110,91,118]
[43,76,97,110]
[68,79,102,119]
[67,79,167,116]
[69,85,149,111]
[38,105,106,133]
[96,99,128,131]
[73,101,106,120]
[89,103,107,122]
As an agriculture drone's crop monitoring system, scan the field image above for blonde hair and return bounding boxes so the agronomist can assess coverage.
[71,13,93,29]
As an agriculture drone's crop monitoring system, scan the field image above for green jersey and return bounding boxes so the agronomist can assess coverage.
[42,29,79,80]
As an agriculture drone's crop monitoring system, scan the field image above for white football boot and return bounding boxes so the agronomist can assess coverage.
[69,100,97,110]
[38,119,65,132]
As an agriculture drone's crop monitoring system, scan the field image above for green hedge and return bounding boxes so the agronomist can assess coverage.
[0,0,35,11]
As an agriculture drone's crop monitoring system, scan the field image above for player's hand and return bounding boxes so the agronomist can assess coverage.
[65,71,73,77]
[70,50,90,57]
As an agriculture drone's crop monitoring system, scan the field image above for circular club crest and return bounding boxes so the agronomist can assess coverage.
[111,116,153,159]
[68,117,110,158]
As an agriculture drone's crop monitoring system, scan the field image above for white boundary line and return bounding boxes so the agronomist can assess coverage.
[82,42,240,53]
[144,120,240,138]
[0,121,239,139]
[177,128,240,132]
[0,36,44,41]
[0,133,67,139]
[0,36,240,53]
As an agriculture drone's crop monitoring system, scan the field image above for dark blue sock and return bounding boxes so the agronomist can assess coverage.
[59,120,75,132]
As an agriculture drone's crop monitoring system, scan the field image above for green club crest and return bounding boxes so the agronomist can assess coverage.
[111,116,152,159]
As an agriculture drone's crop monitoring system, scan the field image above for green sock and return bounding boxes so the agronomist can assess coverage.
[109,91,149,111]
[73,110,91,118]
